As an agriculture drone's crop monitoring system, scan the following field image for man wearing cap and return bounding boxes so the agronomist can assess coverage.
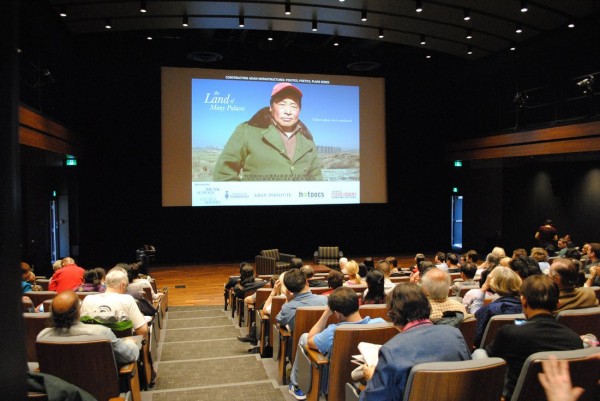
[213,82,322,181]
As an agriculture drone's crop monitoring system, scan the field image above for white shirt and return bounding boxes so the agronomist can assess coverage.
[81,292,147,330]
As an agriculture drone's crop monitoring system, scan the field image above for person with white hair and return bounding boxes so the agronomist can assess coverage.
[80,267,148,337]
[339,257,349,273]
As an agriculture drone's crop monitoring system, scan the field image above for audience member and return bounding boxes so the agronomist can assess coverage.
[362,269,386,305]
[450,261,479,297]
[499,256,512,267]
[338,257,348,273]
[288,287,386,400]
[343,260,365,286]
[474,275,582,400]
[584,243,600,285]
[77,269,106,293]
[556,237,569,257]
[550,258,598,312]
[477,253,500,283]
[464,250,480,265]
[531,247,551,273]
[363,257,374,272]
[384,256,398,272]
[80,268,148,337]
[52,260,63,272]
[421,268,468,326]
[301,265,327,287]
[276,269,327,333]
[322,270,344,296]
[512,248,528,259]
[358,262,368,278]
[446,253,461,272]
[491,247,507,259]
[21,262,36,293]
[375,260,396,294]
[434,252,449,271]
[359,283,471,401]
[48,257,85,293]
[538,355,600,401]
[410,260,433,284]
[474,266,522,347]
[38,290,139,364]
[510,256,543,280]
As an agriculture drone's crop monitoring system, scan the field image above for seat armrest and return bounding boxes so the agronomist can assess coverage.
[119,362,136,376]
[304,345,329,366]
[279,326,292,338]
[279,253,296,262]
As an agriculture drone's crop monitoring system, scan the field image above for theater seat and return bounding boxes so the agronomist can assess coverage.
[37,335,141,401]
[402,358,506,401]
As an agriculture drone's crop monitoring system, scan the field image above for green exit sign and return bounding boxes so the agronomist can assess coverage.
[454,160,463,167]
[65,159,77,166]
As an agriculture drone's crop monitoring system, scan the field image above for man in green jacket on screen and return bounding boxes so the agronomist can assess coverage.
[213,82,322,181]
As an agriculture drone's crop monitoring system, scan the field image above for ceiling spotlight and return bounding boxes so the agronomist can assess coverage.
[361,10,367,22]
[378,28,384,38]
[105,18,112,29]
[520,1,528,13]
[146,36,152,40]
[466,29,472,39]
[239,16,244,28]
[568,20,575,28]
[516,23,523,33]
[426,55,431,59]
[140,1,147,13]
[284,3,291,15]
[58,7,67,18]
[510,42,516,51]
[182,16,189,27]
[577,75,595,95]
[333,40,339,46]
[312,20,318,32]
[467,46,473,55]
[420,35,426,45]
[463,8,471,21]
[416,0,423,13]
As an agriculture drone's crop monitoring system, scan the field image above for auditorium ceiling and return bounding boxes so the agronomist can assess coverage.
[44,0,600,62]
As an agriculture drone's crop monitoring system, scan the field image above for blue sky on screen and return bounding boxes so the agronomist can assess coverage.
[191,79,359,149]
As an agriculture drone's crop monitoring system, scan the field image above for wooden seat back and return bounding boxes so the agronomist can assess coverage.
[555,306,600,337]
[358,304,391,322]
[511,348,600,401]
[291,307,339,365]
[459,317,477,350]
[36,337,131,401]
[480,313,525,349]
[23,312,51,361]
[26,291,57,308]
[403,358,507,401]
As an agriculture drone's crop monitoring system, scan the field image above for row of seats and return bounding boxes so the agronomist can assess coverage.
[24,279,168,401]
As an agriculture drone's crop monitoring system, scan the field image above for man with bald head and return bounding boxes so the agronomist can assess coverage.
[421,267,468,325]
[37,291,139,364]
[48,257,84,292]
[549,257,598,313]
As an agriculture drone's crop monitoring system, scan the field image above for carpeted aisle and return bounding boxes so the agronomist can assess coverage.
[143,305,294,401]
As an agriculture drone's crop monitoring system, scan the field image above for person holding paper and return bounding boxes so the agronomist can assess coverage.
[213,82,322,181]
[288,287,386,400]
[360,283,471,401]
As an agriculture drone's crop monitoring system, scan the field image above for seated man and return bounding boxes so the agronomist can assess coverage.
[321,270,344,296]
[449,261,479,296]
[37,290,139,364]
[475,275,583,400]
[360,284,471,401]
[550,257,598,313]
[276,269,328,333]
[80,268,148,337]
[421,267,469,326]
[288,286,386,400]
[301,265,327,287]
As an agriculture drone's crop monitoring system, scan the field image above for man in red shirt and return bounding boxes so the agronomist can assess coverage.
[48,257,84,292]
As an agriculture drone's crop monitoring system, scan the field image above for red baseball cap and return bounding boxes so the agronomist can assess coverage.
[271,82,302,99]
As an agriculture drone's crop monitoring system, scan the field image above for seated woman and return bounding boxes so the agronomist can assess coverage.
[363,269,386,305]
[77,269,106,293]
[343,260,365,286]
[473,266,523,347]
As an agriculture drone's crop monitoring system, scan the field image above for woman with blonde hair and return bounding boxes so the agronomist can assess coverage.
[343,260,364,286]
[473,266,523,347]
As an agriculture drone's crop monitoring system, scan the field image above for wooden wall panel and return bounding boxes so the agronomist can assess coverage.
[18,105,78,155]
[447,121,600,160]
